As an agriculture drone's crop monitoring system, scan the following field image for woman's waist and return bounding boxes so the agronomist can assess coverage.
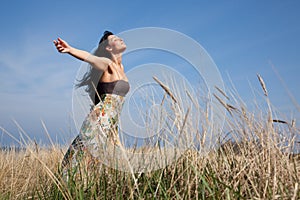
[96,90,128,97]
[94,93,125,106]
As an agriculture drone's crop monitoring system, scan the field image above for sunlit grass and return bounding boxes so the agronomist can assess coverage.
[0,75,299,199]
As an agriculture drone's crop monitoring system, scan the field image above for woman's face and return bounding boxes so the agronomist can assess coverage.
[107,35,126,54]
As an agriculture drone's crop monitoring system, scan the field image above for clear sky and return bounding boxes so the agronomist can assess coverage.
[0,0,299,146]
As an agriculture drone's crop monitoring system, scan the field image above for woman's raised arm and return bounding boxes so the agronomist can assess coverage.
[53,38,110,71]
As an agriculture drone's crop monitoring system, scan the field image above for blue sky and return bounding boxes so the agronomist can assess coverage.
[0,0,299,146]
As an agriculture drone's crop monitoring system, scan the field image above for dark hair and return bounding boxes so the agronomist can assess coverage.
[94,30,114,59]
[75,30,114,107]
[99,30,113,45]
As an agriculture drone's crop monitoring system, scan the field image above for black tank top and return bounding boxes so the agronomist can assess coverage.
[94,80,130,104]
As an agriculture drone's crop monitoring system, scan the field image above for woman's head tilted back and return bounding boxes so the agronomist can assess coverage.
[96,30,126,57]
[94,31,114,58]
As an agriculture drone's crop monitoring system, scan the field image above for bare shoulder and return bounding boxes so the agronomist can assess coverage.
[88,55,111,71]
[100,57,112,65]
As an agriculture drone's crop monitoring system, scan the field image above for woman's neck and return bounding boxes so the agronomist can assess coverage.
[111,53,122,66]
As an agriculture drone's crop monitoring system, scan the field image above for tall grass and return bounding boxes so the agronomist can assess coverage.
[0,75,299,199]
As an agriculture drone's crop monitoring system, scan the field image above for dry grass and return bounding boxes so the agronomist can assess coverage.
[0,146,63,199]
[0,139,298,199]
[0,75,299,199]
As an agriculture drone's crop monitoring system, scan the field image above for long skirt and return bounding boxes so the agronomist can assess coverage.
[61,93,125,174]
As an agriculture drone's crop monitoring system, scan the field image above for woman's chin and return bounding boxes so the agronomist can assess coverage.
[120,46,127,52]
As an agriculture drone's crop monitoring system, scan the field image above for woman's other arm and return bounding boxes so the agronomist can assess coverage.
[53,38,110,71]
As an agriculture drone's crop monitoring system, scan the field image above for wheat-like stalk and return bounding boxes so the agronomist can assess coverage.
[257,73,268,97]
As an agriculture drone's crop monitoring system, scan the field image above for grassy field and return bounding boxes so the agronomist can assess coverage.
[0,75,299,199]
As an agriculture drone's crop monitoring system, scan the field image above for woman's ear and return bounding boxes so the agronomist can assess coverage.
[106,45,112,52]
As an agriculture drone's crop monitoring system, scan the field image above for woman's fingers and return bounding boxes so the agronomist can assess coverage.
[53,38,63,45]
[53,37,70,53]
[53,41,64,52]
[57,38,66,45]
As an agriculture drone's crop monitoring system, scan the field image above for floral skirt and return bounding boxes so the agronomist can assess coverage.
[61,94,125,172]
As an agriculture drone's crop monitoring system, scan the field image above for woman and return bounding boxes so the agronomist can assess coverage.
[53,31,130,172]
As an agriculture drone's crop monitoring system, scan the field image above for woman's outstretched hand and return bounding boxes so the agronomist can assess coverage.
[53,38,71,53]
